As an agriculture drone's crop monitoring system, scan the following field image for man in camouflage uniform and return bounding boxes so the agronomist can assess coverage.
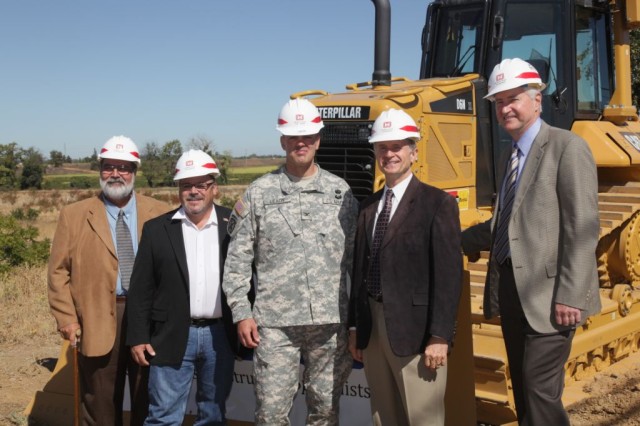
[223,99,358,425]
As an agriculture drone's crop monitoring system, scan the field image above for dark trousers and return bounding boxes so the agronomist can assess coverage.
[498,263,574,426]
[78,300,149,426]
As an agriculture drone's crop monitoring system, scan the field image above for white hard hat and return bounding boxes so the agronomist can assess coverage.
[276,98,324,136]
[485,58,547,101]
[369,109,420,143]
[173,149,221,181]
[98,136,141,164]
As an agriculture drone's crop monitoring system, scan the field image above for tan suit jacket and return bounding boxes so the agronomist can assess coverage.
[48,193,169,356]
[463,122,601,333]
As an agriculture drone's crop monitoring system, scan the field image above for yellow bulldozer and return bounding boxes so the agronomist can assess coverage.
[293,0,640,424]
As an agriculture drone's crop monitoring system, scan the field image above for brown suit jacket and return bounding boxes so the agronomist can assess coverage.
[48,193,169,357]
[349,176,463,356]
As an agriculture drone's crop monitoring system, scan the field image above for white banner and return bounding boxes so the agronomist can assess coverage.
[225,360,372,425]
[125,360,373,424]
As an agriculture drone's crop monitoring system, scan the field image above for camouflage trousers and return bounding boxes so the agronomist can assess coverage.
[253,323,352,426]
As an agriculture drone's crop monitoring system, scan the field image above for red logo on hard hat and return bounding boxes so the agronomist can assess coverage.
[311,116,322,123]
[515,71,540,79]
[296,114,304,121]
[186,160,194,167]
[400,125,419,133]
[383,121,392,129]
[203,163,217,169]
[496,73,505,82]
[278,118,288,125]
[116,144,124,151]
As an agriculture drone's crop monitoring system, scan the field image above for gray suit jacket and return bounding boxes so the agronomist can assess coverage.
[463,121,601,333]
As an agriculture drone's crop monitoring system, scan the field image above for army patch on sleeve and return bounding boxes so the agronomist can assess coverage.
[233,197,249,218]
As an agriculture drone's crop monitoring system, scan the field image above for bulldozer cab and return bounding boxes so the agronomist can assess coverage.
[421,0,615,207]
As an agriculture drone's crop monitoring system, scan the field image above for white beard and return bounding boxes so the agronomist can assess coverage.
[100,175,135,203]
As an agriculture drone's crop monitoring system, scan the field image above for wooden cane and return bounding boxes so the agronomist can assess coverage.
[72,329,82,426]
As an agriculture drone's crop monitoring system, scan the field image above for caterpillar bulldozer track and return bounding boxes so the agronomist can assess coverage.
[297,0,640,424]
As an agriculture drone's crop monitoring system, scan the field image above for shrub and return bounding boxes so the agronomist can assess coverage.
[69,176,95,189]
[0,214,50,273]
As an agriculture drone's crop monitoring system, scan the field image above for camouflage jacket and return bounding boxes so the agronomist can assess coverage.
[223,165,358,327]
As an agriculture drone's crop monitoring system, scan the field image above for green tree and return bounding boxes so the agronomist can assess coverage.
[49,150,66,167]
[140,140,182,187]
[90,148,100,171]
[0,143,20,189]
[140,142,163,187]
[19,148,45,189]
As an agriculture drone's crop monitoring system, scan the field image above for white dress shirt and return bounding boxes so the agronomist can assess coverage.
[172,207,222,319]
[373,173,413,233]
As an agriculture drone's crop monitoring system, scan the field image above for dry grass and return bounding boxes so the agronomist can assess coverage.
[0,265,57,346]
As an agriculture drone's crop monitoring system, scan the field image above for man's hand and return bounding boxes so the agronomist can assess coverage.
[348,330,363,362]
[555,303,582,327]
[237,318,260,348]
[59,323,81,346]
[424,336,448,371]
[130,344,156,366]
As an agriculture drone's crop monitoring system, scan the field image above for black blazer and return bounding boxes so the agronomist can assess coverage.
[349,177,463,357]
[126,204,237,365]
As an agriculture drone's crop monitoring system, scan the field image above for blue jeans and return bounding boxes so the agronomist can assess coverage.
[145,322,234,426]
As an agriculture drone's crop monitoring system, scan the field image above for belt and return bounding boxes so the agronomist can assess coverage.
[190,318,222,327]
[368,293,383,303]
[116,296,127,303]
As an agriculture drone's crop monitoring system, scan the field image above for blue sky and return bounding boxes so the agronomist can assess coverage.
[1,1,429,159]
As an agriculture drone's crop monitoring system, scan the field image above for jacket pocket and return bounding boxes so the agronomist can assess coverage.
[545,262,557,278]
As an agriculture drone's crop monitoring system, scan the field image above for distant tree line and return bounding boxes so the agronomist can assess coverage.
[0,136,231,190]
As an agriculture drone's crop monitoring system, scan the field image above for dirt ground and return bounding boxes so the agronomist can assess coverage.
[2,339,640,425]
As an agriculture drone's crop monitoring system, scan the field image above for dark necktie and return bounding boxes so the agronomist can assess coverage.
[116,210,135,291]
[494,145,520,264]
[367,189,394,299]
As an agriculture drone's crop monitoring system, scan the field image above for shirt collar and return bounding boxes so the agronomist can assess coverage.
[172,206,218,228]
[385,173,413,202]
[103,193,136,219]
[515,117,542,157]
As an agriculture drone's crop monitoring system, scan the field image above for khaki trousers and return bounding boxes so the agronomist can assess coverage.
[363,299,447,426]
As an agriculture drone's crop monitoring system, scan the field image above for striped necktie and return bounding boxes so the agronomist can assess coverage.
[367,189,394,299]
[494,145,519,265]
[116,210,135,291]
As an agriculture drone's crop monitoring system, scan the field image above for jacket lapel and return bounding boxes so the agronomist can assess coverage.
[86,195,116,258]
[364,191,383,248]
[164,214,190,289]
[215,205,229,271]
[381,177,418,247]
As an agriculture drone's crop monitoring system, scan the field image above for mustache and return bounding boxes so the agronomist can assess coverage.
[186,195,204,201]
[105,177,126,185]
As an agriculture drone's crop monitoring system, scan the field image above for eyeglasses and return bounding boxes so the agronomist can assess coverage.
[179,180,215,192]
[100,164,136,175]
